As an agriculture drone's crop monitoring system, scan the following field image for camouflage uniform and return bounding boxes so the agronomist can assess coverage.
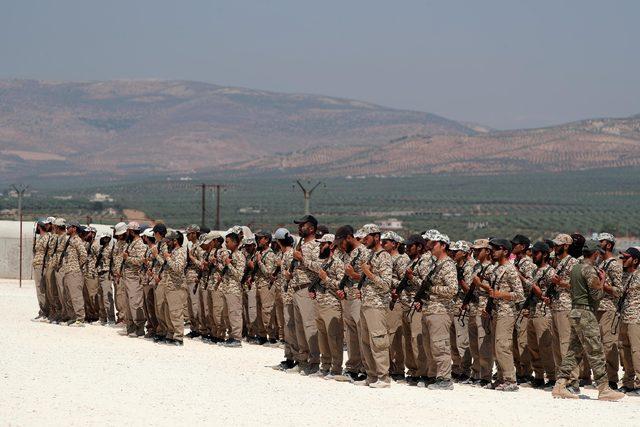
[420,256,458,381]
[82,239,101,322]
[207,248,228,340]
[514,256,536,380]
[58,234,88,323]
[95,240,115,323]
[389,252,410,377]
[527,265,556,382]
[122,237,147,334]
[596,257,623,383]
[184,243,203,334]
[359,248,393,383]
[255,248,278,340]
[52,233,71,321]
[157,244,187,342]
[619,270,640,389]
[468,261,495,382]
[449,258,474,379]
[43,232,62,321]
[140,246,158,335]
[220,249,246,340]
[31,232,50,318]
[550,255,578,378]
[278,247,299,362]
[112,239,128,323]
[314,254,346,374]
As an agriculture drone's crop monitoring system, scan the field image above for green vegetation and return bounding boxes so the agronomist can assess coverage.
[4,167,640,241]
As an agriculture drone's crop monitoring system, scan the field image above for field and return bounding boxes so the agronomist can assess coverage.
[2,167,640,241]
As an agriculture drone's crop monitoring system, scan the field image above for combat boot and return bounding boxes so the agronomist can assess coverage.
[551,379,578,399]
[597,382,626,401]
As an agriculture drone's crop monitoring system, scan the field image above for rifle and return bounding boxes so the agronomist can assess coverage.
[357,250,378,290]
[544,257,573,305]
[40,234,51,282]
[516,266,551,325]
[456,263,488,326]
[308,257,336,296]
[55,235,71,272]
[390,257,421,310]
[201,249,217,291]
[338,247,363,292]
[284,239,303,292]
[214,250,232,290]
[611,272,634,334]
[241,252,258,288]
[483,268,507,333]
[119,240,134,276]
[408,260,443,318]
[155,243,174,285]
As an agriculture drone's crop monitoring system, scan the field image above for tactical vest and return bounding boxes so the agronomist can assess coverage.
[570,263,600,311]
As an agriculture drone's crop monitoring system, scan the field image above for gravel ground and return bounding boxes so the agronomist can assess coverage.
[1,280,638,426]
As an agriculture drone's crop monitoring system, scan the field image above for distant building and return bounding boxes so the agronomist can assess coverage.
[90,193,114,203]
[238,207,262,214]
[378,218,403,230]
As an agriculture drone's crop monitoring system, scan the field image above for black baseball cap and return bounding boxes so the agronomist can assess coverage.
[293,215,318,228]
[489,238,512,252]
[334,225,354,241]
[511,234,531,247]
[405,234,426,247]
[620,247,640,260]
[531,241,550,253]
[152,223,167,236]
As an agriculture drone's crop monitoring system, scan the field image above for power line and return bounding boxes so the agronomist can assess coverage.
[294,179,324,215]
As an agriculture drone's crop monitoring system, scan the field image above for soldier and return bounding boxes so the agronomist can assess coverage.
[253,230,278,344]
[549,233,580,393]
[356,224,393,388]
[481,238,523,391]
[150,223,169,342]
[31,219,52,322]
[511,234,535,384]
[309,233,346,379]
[95,232,116,325]
[219,232,246,347]
[466,239,494,386]
[184,225,203,338]
[57,221,88,327]
[526,242,556,388]
[449,240,473,383]
[155,230,187,346]
[414,232,458,390]
[241,236,259,342]
[194,233,213,341]
[51,218,71,323]
[118,222,147,337]
[271,238,285,344]
[140,228,158,338]
[382,231,409,382]
[42,217,62,323]
[596,232,623,390]
[551,241,625,401]
[395,234,429,386]
[618,247,640,395]
[206,231,227,343]
[111,222,129,324]
[334,225,368,381]
[81,226,101,323]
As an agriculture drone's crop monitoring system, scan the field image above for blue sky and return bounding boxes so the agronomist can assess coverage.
[1,0,638,129]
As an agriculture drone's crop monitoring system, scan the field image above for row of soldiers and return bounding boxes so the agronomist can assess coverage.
[30,215,638,399]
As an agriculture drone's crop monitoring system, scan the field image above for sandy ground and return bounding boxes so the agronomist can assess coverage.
[2,280,639,426]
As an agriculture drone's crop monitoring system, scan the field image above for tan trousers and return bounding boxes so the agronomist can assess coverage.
[245,287,262,337]
[154,282,170,338]
[423,313,452,380]
[45,266,61,321]
[143,284,158,334]
[341,298,364,373]
[33,266,48,317]
[527,316,556,380]
[223,292,244,340]
[619,322,640,389]
[123,272,145,330]
[114,278,128,323]
[450,314,471,377]
[293,287,320,367]
[62,271,85,322]
[551,310,580,381]
[283,302,300,361]
[209,289,226,339]
[388,303,405,376]
[165,285,185,342]
[55,270,71,321]
[257,285,277,339]
[186,278,200,332]
[468,314,494,381]
[83,276,101,322]
[514,317,532,378]
[493,316,516,383]
[596,310,619,382]
[403,307,427,378]
[360,306,390,382]
[196,286,211,335]
[98,274,115,322]
[275,290,285,340]
[317,304,344,374]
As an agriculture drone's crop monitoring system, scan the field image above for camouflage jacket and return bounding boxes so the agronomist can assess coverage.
[32,232,51,268]
[314,254,346,310]
[515,255,536,301]
[50,233,68,270]
[121,237,146,278]
[219,250,246,296]
[277,248,295,304]
[420,257,458,315]
[254,248,278,290]
[598,257,623,312]
[337,245,370,301]
[291,238,322,288]
[552,255,578,312]
[95,241,114,276]
[622,270,640,324]
[490,262,523,318]
[390,253,410,289]
[157,245,187,290]
[450,258,477,313]
[530,265,555,318]
[404,251,436,306]
[468,261,494,317]
[112,239,127,277]
[83,240,99,279]
[59,235,87,275]
[185,243,203,286]
[360,249,393,309]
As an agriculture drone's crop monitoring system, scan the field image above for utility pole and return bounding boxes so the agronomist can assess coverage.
[197,183,230,229]
[295,180,323,215]
[12,185,29,288]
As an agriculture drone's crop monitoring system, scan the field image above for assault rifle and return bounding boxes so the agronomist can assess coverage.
[516,266,551,325]
[337,248,363,293]
[389,257,421,310]
[456,263,488,326]
[611,272,633,334]
[356,251,378,290]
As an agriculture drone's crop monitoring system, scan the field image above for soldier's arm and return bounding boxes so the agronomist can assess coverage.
[301,243,322,273]
[127,241,145,266]
[603,263,623,297]
[258,251,277,276]
[75,238,88,268]
[167,249,187,273]
[325,259,345,290]
[227,252,246,280]
[432,262,459,298]
[585,266,604,300]
[506,268,524,301]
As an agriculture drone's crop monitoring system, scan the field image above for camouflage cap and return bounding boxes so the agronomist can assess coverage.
[354,228,366,239]
[254,230,271,238]
[127,221,140,231]
[597,232,615,243]
[186,224,200,234]
[67,220,81,229]
[45,216,56,224]
[113,222,127,236]
[404,234,426,247]
[360,223,381,236]
[229,225,243,235]
[141,228,154,238]
[471,238,490,249]
[201,231,221,245]
[552,233,573,246]
[450,240,470,252]
[583,239,604,254]
[422,229,440,241]
[316,233,335,243]
[85,226,97,234]
[53,217,66,227]
[432,232,450,245]
[165,229,180,240]
[381,231,404,243]
[242,237,256,246]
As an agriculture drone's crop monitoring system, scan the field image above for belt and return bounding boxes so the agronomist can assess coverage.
[572,304,595,312]
[290,283,309,293]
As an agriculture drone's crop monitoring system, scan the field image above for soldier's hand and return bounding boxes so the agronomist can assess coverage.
[336,290,346,300]
[122,252,128,260]
[247,260,255,269]
[224,257,232,265]
[414,301,422,311]
[293,250,303,261]
[163,252,171,260]
[256,252,262,262]
[551,275,561,285]
[355,289,362,299]
[309,291,316,299]
[345,264,355,275]
[406,268,414,279]
[284,271,291,280]
[317,269,328,281]
[391,289,398,298]
[276,259,283,267]
[151,247,158,256]
[542,296,550,305]
[598,269,606,281]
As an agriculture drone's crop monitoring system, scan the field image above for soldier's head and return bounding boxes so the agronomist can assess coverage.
[165,230,182,249]
[582,240,604,263]
[186,224,200,243]
[510,235,531,256]
[315,224,330,239]
[114,222,128,241]
[274,228,294,249]
[66,221,80,236]
[450,240,470,262]
[431,233,451,258]
[531,241,551,266]
[141,228,155,245]
[152,223,167,242]
[552,234,573,257]
[99,234,111,246]
[597,233,616,253]
[620,247,640,271]
[489,238,512,262]
[360,224,381,249]
[381,231,402,253]
[294,215,318,238]
[334,225,355,253]
[568,233,585,258]
[316,234,334,259]
[226,232,241,251]
[404,235,426,258]
[254,230,272,249]
[52,218,66,234]
[242,237,256,254]
[471,239,491,262]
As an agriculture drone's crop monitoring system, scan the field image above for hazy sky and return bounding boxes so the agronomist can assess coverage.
[2,0,638,129]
